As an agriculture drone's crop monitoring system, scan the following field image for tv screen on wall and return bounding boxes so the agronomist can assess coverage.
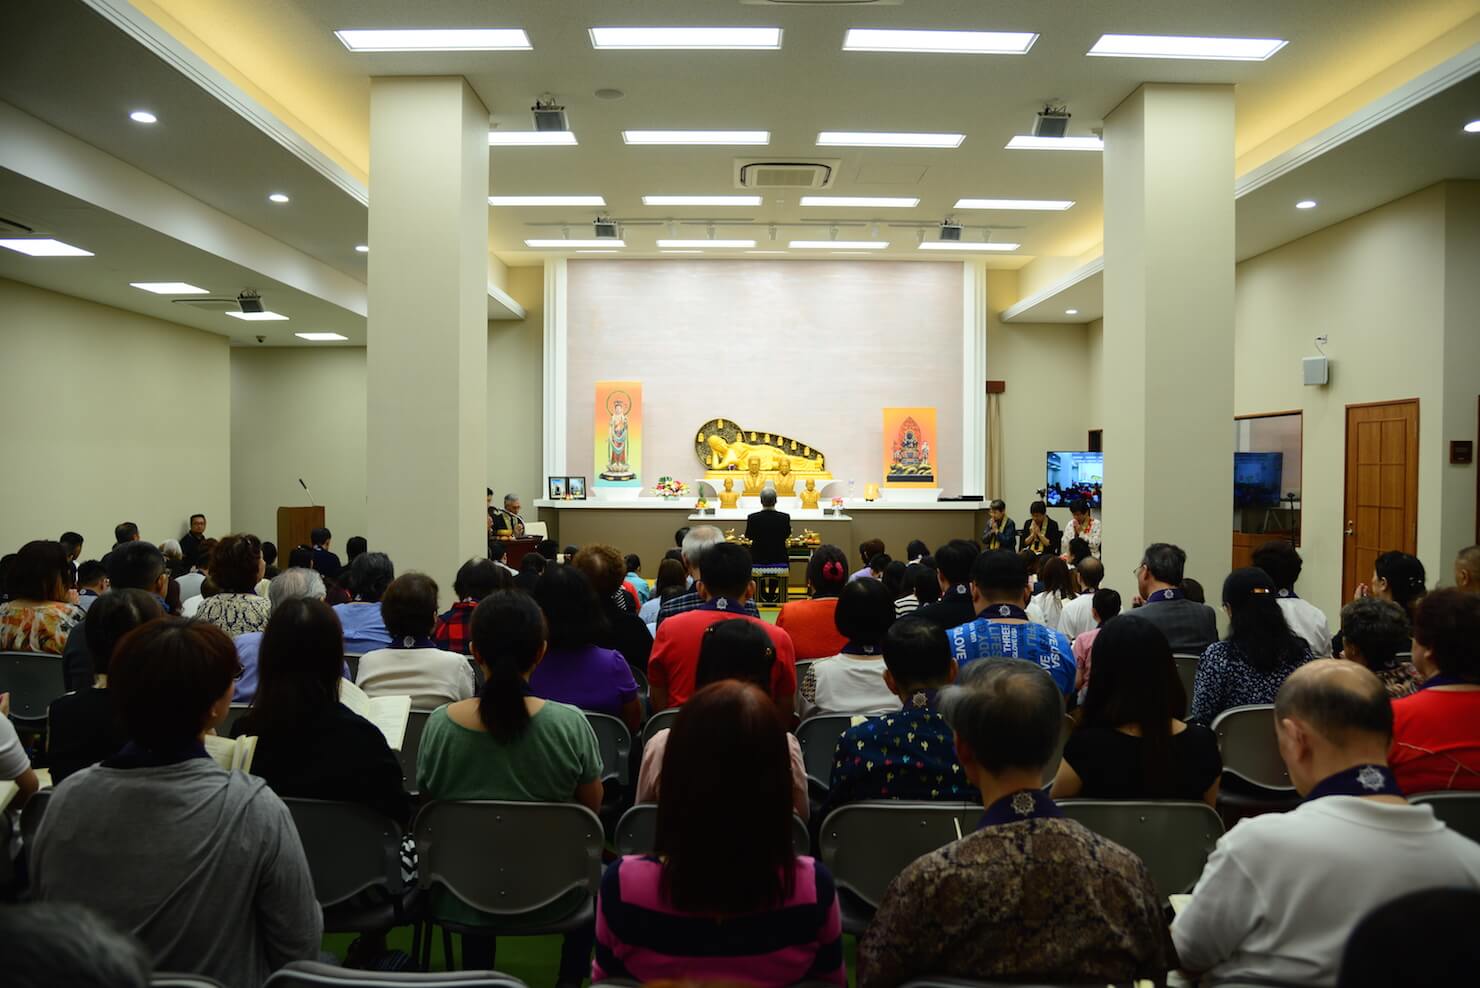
[1234,451,1284,508]
[1046,451,1103,508]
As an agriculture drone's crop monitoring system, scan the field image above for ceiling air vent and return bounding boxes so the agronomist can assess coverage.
[172,297,243,311]
[735,159,838,190]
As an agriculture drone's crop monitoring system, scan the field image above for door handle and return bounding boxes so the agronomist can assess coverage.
[1344,521,1355,536]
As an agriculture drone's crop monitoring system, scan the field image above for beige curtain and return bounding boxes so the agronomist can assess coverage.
[986,392,1004,498]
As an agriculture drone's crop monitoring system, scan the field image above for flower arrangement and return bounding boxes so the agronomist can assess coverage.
[831,496,845,508]
[654,476,689,500]
[694,497,709,510]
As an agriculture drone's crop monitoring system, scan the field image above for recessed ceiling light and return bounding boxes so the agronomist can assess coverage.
[642,195,762,206]
[589,27,781,50]
[0,238,94,257]
[595,88,625,101]
[576,249,620,254]
[917,241,1021,252]
[842,29,1037,55]
[334,29,531,52]
[487,132,578,146]
[524,239,628,248]
[799,196,919,208]
[488,195,607,206]
[1005,136,1104,151]
[623,130,769,145]
[295,332,349,342]
[268,193,290,203]
[1088,34,1287,61]
[954,198,1075,211]
[656,239,756,248]
[130,282,208,295]
[1296,200,1318,210]
[790,240,889,249]
[354,244,369,253]
[225,310,289,321]
[129,110,157,124]
[1065,309,1079,315]
[1466,120,1480,134]
[817,131,964,148]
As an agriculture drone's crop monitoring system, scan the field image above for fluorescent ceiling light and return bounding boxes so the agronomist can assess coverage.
[790,240,889,249]
[488,132,578,146]
[623,130,769,145]
[355,244,369,253]
[1296,200,1318,210]
[225,310,289,321]
[842,29,1037,55]
[0,238,93,257]
[954,198,1074,211]
[918,241,1020,252]
[661,250,703,254]
[799,196,919,208]
[818,131,964,148]
[129,110,157,124]
[1005,135,1103,151]
[590,27,780,50]
[1466,120,1480,134]
[295,332,349,342]
[1088,34,1287,61]
[268,193,290,203]
[335,29,531,52]
[746,250,787,255]
[488,195,606,205]
[1066,309,1079,315]
[524,239,627,248]
[656,239,756,248]
[130,282,208,295]
[642,195,762,206]
[576,249,620,254]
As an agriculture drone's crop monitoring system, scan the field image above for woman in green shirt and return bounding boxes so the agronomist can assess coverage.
[417,590,603,982]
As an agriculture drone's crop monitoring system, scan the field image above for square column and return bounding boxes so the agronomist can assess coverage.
[1101,85,1235,588]
[367,78,488,596]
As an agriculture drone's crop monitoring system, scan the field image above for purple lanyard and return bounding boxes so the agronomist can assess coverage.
[1303,764,1403,802]
[978,788,1064,829]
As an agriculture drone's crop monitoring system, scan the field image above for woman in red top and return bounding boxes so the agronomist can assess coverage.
[1390,589,1480,794]
[777,545,850,660]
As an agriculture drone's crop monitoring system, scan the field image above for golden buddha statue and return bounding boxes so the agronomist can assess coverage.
[773,455,796,496]
[718,476,741,509]
[742,455,766,495]
[799,477,820,509]
[705,433,825,473]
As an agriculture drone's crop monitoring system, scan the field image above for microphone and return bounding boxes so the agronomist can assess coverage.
[298,478,316,507]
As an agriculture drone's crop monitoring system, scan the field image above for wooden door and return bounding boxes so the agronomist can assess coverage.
[1342,400,1419,601]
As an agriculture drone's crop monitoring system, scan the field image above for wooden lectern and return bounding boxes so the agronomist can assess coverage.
[501,537,544,568]
[278,506,325,556]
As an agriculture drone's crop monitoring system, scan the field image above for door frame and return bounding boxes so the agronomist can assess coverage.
[1341,398,1420,603]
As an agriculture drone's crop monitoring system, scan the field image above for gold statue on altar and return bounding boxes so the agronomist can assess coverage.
[742,456,766,495]
[799,478,821,509]
[695,418,831,492]
[774,456,797,496]
[718,477,741,509]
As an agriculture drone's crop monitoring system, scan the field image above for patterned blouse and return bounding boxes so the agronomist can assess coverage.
[0,599,84,655]
[1190,639,1312,724]
[1375,660,1424,699]
[193,593,271,638]
[822,701,978,819]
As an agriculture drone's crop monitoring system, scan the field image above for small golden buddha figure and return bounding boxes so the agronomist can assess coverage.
[742,455,766,495]
[718,476,742,509]
[774,455,796,496]
[799,477,820,509]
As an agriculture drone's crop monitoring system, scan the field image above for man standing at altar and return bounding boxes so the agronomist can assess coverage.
[982,500,1017,552]
[491,492,525,537]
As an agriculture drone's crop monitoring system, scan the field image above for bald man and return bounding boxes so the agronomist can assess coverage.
[1455,544,1480,593]
[1172,660,1480,986]
[1056,556,1104,642]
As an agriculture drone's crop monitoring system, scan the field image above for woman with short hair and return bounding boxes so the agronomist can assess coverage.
[194,534,271,637]
[334,551,395,654]
[1339,597,1421,698]
[1390,589,1480,794]
[529,564,641,730]
[639,557,688,629]
[0,539,84,654]
[777,544,851,660]
[800,577,898,717]
[355,572,474,710]
[1190,568,1312,724]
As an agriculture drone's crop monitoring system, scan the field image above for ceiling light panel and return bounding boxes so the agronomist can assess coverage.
[789,240,889,249]
[656,239,756,248]
[488,132,578,146]
[842,29,1037,54]
[589,27,781,50]
[0,238,93,256]
[524,239,628,248]
[918,241,1021,252]
[642,195,762,206]
[799,196,919,208]
[954,198,1074,211]
[661,250,703,254]
[129,110,157,124]
[488,195,606,205]
[130,282,208,294]
[1005,136,1104,151]
[1088,34,1287,61]
[818,131,964,148]
[295,333,349,342]
[335,29,531,52]
[623,130,769,145]
[225,310,289,321]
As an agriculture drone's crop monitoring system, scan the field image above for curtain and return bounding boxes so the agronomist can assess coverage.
[986,392,1004,498]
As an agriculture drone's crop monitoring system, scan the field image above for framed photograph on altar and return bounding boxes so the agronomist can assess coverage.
[594,380,642,489]
[567,476,587,500]
[883,407,937,487]
[548,476,568,500]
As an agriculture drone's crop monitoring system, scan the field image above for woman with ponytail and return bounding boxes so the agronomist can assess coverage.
[777,544,851,660]
[1189,567,1313,724]
[415,589,603,979]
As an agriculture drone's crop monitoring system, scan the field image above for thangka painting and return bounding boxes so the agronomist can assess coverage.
[594,381,641,489]
[883,407,937,487]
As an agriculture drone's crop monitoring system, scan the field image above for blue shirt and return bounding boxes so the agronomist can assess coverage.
[234,631,352,704]
[947,618,1076,695]
[334,602,390,655]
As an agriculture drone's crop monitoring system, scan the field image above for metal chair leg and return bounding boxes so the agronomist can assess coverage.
[442,927,456,970]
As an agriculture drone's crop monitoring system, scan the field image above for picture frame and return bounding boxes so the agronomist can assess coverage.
[548,476,567,500]
[567,476,587,500]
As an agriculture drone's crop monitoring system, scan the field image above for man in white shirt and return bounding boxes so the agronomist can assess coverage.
[1057,556,1103,642]
[1252,539,1332,657]
[1172,660,1480,986]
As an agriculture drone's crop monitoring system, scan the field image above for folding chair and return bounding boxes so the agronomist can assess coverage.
[795,713,856,792]
[640,708,678,749]
[344,655,363,681]
[630,667,650,719]
[614,803,810,857]
[1172,654,1199,706]
[266,961,528,987]
[1411,791,1480,844]
[413,800,603,971]
[1211,704,1298,821]
[1057,799,1225,898]
[0,651,67,732]
[398,709,434,793]
[151,976,229,987]
[583,712,635,827]
[1042,714,1073,787]
[792,660,815,721]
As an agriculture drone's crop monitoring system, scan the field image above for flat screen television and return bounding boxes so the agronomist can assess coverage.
[1234,451,1284,508]
[1045,451,1103,508]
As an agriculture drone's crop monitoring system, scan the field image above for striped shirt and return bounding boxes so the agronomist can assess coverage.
[594,854,845,986]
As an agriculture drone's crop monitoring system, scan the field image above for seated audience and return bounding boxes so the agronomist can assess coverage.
[345,536,368,565]
[1053,617,1221,805]
[1,692,41,810]
[0,539,84,654]
[1064,536,1093,568]
[356,573,475,710]
[232,567,329,705]
[907,561,940,609]
[236,598,410,826]
[866,553,892,582]
[309,526,342,579]
[260,541,279,581]
[1072,588,1121,692]
[637,618,808,820]
[74,559,108,612]
[1337,888,1480,988]
[801,578,898,716]
[822,618,974,818]
[160,539,186,581]
[194,534,270,636]
[858,660,1171,987]
[432,557,509,654]
[1172,660,1480,985]
[1,901,153,988]
[528,563,641,730]
[892,562,925,618]
[905,540,930,564]
[596,680,844,985]
[58,530,85,563]
[335,551,395,654]
[1182,577,1208,604]
[624,553,650,602]
[638,557,687,629]
[176,548,209,601]
[32,618,321,987]
[881,559,910,606]
[947,550,1075,695]
[486,539,517,577]
[1454,543,1480,593]
[47,589,162,784]
[515,551,545,592]
[1190,567,1312,724]
[777,544,850,660]
[1338,597,1420,698]
[851,538,886,582]
[1026,556,1074,628]
[1364,550,1427,619]
[649,543,797,711]
[1390,589,1480,793]
[1056,556,1103,642]
[656,526,760,625]
[61,541,171,692]
[572,543,654,674]
[417,590,601,980]
[912,539,980,631]
[1124,542,1219,654]
[1254,539,1333,657]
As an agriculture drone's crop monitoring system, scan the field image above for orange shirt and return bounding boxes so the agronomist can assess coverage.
[776,597,847,660]
[649,609,797,709]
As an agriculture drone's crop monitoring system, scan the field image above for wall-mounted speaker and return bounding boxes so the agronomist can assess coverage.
[1303,355,1329,386]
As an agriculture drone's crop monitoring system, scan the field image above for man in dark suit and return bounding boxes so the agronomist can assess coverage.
[310,526,343,579]
[1124,542,1219,654]
[744,488,792,568]
[1018,500,1062,556]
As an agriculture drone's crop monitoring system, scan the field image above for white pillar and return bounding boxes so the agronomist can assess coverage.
[367,78,489,598]
[1101,85,1235,589]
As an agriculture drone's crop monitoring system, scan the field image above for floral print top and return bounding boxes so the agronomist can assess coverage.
[193,593,271,638]
[0,599,84,655]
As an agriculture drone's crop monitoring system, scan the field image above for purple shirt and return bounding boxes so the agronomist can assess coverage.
[529,644,639,718]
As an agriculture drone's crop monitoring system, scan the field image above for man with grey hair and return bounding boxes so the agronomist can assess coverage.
[745,485,792,604]
[655,524,759,625]
[231,567,327,703]
[491,492,526,537]
[1,901,152,988]
[859,660,1171,987]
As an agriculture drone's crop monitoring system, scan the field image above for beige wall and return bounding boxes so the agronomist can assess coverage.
[0,277,230,554]
[1439,182,1480,571]
[488,265,545,505]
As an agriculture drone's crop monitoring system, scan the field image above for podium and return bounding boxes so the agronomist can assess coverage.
[277,506,325,555]
[499,537,543,568]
